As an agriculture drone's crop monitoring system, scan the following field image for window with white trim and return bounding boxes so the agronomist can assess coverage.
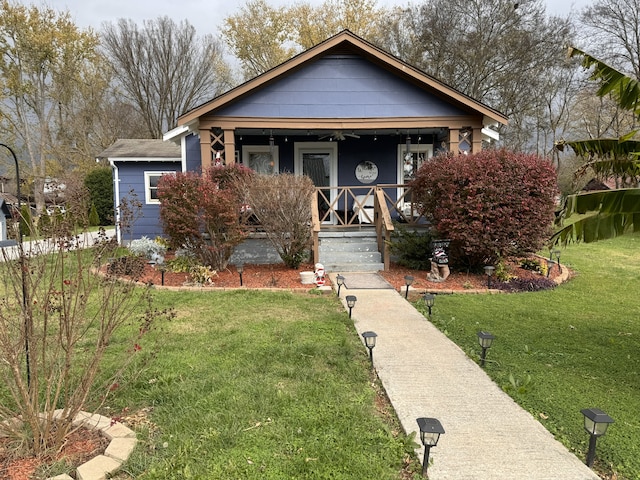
[144,171,172,204]
[242,146,279,174]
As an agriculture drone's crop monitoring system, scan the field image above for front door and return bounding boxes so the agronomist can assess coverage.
[294,142,337,223]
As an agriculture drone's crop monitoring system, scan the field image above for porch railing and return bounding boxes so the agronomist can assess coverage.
[310,184,428,270]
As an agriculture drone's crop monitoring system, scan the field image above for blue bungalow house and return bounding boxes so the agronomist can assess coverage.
[103,30,507,269]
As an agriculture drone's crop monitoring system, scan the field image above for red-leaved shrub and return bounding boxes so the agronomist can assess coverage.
[411,149,558,269]
[157,165,254,270]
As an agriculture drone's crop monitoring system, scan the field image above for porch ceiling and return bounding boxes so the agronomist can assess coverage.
[234,127,445,137]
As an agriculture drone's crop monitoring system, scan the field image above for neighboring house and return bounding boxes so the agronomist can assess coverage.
[103,30,508,260]
[0,193,17,244]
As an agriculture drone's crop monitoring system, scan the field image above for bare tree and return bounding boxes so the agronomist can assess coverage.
[0,185,172,457]
[0,1,102,213]
[378,0,575,151]
[101,16,234,138]
[580,0,640,78]
[572,0,640,151]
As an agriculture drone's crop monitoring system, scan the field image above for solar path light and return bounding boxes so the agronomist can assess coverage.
[336,274,345,296]
[404,275,414,299]
[553,249,562,274]
[345,295,357,318]
[581,408,614,467]
[236,263,244,286]
[423,293,435,316]
[361,331,377,364]
[484,265,495,289]
[477,331,495,367]
[416,417,445,477]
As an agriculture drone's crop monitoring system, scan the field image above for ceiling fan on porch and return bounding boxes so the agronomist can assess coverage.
[318,130,360,141]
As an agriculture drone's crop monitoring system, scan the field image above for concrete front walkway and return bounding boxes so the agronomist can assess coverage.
[333,277,598,480]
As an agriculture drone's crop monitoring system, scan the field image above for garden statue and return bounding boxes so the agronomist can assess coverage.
[427,240,451,283]
[314,263,326,287]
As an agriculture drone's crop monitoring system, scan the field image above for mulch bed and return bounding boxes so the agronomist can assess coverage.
[0,426,109,480]
[133,258,564,292]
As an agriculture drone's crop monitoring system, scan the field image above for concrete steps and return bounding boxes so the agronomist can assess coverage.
[318,230,383,272]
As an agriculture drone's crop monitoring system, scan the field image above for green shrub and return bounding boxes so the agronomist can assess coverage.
[165,249,197,273]
[388,223,435,270]
[188,264,216,285]
[519,257,547,276]
[88,203,100,226]
[84,167,114,225]
[411,149,557,269]
[129,236,167,260]
[19,204,33,237]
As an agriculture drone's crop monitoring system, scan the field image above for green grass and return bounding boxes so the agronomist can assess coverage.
[417,232,640,479]
[100,290,419,479]
[5,232,639,479]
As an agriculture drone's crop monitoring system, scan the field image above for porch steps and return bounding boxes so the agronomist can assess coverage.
[318,230,383,272]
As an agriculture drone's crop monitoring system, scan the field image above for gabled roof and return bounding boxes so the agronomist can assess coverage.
[178,30,508,126]
[96,139,181,160]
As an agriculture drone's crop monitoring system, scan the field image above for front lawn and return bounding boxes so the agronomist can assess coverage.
[418,232,640,479]
[102,290,419,479]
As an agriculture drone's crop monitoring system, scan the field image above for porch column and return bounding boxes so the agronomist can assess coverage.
[472,127,482,153]
[199,128,213,171]
[224,129,236,165]
[448,128,459,152]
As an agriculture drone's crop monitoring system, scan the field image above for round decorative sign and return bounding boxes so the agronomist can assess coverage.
[355,161,378,184]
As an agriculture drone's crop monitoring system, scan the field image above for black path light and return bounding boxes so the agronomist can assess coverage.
[404,275,414,299]
[581,408,614,467]
[484,265,495,289]
[158,264,166,286]
[336,274,345,296]
[423,293,435,316]
[346,295,357,318]
[553,249,562,274]
[477,331,495,367]
[361,331,377,364]
[417,417,445,477]
[236,263,244,286]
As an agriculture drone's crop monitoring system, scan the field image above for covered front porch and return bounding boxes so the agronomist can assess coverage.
[313,183,423,271]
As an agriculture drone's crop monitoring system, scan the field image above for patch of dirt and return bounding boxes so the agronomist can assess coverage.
[0,426,109,480]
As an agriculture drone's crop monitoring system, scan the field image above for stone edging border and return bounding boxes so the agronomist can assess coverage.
[47,410,136,480]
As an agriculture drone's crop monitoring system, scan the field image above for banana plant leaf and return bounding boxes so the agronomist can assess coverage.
[569,47,640,116]
[551,50,640,245]
[552,189,640,245]
[555,137,640,180]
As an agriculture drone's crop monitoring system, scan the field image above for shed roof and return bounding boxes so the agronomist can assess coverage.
[96,139,181,159]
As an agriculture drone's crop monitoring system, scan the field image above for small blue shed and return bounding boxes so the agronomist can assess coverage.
[97,139,181,244]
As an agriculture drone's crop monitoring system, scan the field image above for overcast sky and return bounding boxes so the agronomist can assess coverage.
[48,0,590,41]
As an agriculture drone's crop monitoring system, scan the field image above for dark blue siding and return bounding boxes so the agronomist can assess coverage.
[217,55,466,118]
[115,161,181,241]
